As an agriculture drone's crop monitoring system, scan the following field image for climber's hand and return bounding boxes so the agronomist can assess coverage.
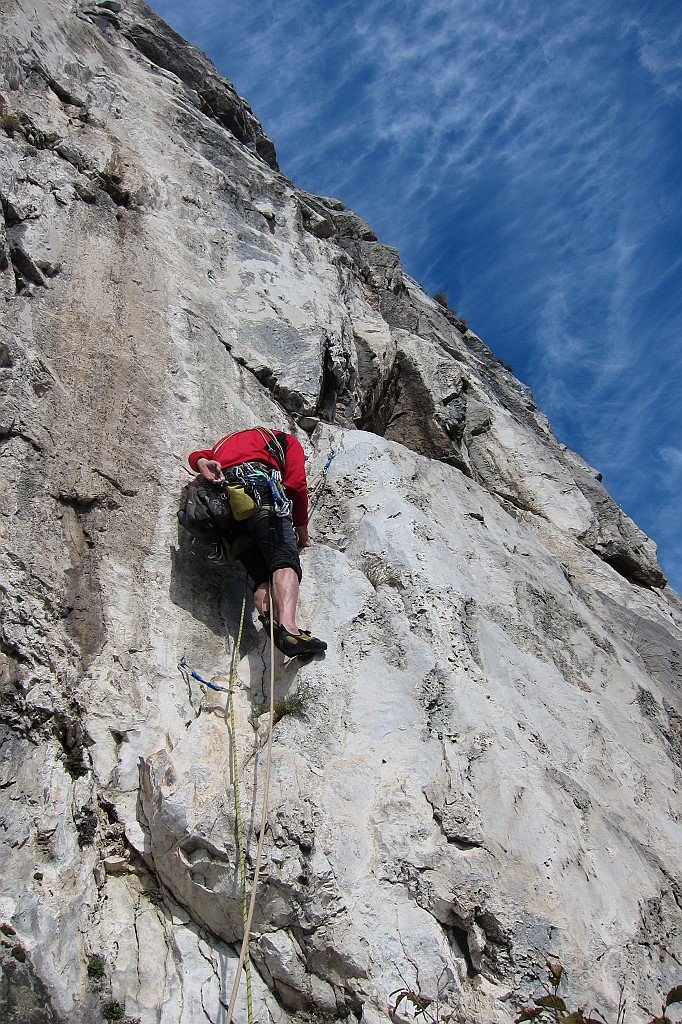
[296,524,312,549]
[197,458,224,483]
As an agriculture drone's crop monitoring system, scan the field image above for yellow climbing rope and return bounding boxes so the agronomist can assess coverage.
[225,579,253,1023]
[226,586,277,1024]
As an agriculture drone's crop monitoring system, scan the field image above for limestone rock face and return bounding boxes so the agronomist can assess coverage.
[1,2,681,1023]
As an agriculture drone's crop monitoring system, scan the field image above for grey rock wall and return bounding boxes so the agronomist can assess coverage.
[1,2,680,1023]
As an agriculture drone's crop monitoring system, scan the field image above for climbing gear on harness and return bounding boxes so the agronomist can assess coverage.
[274,623,327,657]
[266,469,293,518]
[223,463,262,521]
[228,426,290,519]
[179,426,292,541]
[223,462,293,521]
[178,462,292,551]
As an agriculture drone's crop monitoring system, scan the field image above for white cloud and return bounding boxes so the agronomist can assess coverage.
[658,446,682,474]
[626,14,682,98]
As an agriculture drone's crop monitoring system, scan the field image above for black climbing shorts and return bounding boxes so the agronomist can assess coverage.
[231,509,302,588]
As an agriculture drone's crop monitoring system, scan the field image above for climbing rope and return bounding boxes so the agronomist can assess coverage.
[227,443,333,1015]
[226,593,276,1024]
[225,579,254,1024]
[177,576,264,1024]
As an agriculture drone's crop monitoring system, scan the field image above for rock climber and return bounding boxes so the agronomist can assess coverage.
[188,426,327,657]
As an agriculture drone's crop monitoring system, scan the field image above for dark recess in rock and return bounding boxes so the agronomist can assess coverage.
[0,947,62,1024]
[356,352,459,464]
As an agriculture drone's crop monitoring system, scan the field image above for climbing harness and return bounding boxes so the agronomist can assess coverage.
[223,462,292,521]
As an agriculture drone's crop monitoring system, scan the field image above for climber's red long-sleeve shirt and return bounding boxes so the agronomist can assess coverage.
[188,428,309,527]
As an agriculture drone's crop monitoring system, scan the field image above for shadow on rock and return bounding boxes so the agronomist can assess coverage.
[169,519,259,647]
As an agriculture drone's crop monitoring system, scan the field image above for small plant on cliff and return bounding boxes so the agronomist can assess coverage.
[497,356,515,374]
[515,960,682,1024]
[390,968,455,1024]
[253,685,309,724]
[390,986,453,1024]
[87,955,106,980]
[389,962,682,1024]
[431,292,469,330]
[102,1002,125,1022]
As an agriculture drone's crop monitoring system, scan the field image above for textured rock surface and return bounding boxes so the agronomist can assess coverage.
[1,2,681,1023]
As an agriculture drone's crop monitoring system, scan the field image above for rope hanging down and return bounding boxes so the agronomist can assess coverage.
[228,446,334,1013]
[226,581,254,1024]
[177,576,272,1024]
[226,595,276,1024]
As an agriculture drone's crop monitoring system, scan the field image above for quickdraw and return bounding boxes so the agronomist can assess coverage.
[177,657,233,694]
[308,447,335,518]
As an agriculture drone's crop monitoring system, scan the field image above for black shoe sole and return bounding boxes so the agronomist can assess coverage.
[274,626,327,657]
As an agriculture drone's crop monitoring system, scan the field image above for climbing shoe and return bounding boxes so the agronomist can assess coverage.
[258,613,272,631]
[274,625,327,657]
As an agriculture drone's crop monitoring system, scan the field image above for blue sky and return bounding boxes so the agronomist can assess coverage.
[150,0,682,593]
